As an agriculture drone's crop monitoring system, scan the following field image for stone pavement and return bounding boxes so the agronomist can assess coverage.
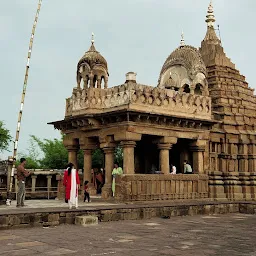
[0,214,255,256]
[0,197,118,212]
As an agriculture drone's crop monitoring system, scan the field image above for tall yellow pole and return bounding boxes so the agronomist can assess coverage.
[6,0,43,205]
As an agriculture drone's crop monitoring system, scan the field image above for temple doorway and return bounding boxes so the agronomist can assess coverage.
[169,138,193,174]
[134,135,159,174]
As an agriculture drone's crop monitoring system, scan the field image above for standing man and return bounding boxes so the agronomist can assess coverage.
[16,158,30,207]
[184,160,193,174]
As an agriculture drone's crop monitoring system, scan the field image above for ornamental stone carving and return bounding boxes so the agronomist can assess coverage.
[65,83,211,120]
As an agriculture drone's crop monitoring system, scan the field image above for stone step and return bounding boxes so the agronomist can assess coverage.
[75,215,98,227]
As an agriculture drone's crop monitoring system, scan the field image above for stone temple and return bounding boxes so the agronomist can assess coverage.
[50,1,256,201]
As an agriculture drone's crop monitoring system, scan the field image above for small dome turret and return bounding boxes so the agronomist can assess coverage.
[76,33,109,89]
[158,44,208,96]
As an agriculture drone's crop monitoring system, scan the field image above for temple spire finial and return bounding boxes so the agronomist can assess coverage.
[206,0,216,28]
[180,30,185,47]
[91,32,95,44]
[89,32,96,51]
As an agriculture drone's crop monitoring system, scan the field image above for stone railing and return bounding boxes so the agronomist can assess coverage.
[0,169,63,200]
[114,174,209,201]
[66,83,211,120]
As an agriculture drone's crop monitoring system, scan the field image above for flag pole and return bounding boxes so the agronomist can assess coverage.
[6,0,43,205]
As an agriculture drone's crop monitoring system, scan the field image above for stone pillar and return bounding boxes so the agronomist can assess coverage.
[67,148,78,170]
[83,149,92,183]
[47,175,52,191]
[102,147,115,199]
[103,147,115,185]
[89,74,94,88]
[83,77,89,89]
[219,139,228,173]
[31,175,37,193]
[82,149,97,195]
[190,140,206,174]
[121,141,136,174]
[47,175,52,199]
[238,144,249,172]
[7,156,13,192]
[14,175,18,193]
[104,77,108,89]
[248,142,256,172]
[157,143,172,174]
[97,78,102,89]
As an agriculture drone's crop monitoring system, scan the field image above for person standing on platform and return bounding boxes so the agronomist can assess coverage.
[63,163,80,209]
[95,169,104,194]
[83,180,91,203]
[112,163,123,197]
[16,158,30,207]
[170,164,177,174]
[184,160,193,174]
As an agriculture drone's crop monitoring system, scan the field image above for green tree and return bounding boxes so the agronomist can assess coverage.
[16,156,40,169]
[0,121,12,152]
[23,135,124,170]
[114,145,123,167]
[17,136,41,169]
[31,135,68,169]
[92,149,104,168]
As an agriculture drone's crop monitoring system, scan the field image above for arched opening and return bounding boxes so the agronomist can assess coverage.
[183,84,190,93]
[195,83,203,95]
[93,75,97,88]
[101,76,105,89]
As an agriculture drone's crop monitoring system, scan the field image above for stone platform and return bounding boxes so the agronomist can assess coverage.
[1,214,256,256]
[0,198,255,230]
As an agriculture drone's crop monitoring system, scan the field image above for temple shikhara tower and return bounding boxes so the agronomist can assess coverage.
[50,1,256,201]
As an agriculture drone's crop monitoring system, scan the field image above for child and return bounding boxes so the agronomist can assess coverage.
[84,180,91,203]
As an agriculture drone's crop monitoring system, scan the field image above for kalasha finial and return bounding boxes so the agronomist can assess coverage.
[180,30,185,47]
[91,32,95,44]
[206,0,216,27]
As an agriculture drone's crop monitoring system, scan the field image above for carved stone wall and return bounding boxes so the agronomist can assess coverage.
[66,83,212,120]
[115,174,208,201]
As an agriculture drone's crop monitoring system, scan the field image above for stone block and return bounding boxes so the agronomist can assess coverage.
[48,214,60,222]
[75,215,98,226]
[0,216,8,225]
[8,215,21,226]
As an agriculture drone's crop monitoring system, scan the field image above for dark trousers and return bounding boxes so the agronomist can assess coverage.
[96,180,103,194]
[84,192,90,202]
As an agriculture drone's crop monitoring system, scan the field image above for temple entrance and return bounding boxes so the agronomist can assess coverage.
[169,138,193,174]
[135,135,159,174]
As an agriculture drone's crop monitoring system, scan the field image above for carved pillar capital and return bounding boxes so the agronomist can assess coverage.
[82,149,92,155]
[66,146,78,152]
[190,145,205,152]
[103,147,115,154]
[157,143,173,150]
[120,141,136,148]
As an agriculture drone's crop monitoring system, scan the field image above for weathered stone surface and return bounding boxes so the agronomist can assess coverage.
[1,214,256,256]
[75,215,98,226]
[0,201,255,230]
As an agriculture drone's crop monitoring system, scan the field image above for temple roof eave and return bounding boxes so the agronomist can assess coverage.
[48,109,217,132]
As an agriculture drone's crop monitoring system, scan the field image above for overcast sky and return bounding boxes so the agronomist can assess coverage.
[0,0,255,159]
